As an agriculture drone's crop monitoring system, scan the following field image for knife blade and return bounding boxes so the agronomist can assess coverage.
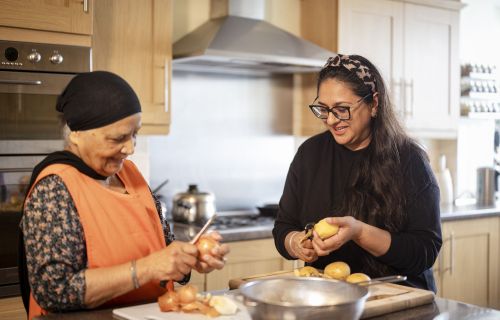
[190,214,217,245]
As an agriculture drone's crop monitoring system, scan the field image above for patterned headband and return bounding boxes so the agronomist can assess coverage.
[322,55,377,94]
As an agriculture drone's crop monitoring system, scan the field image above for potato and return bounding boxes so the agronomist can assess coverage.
[294,266,320,277]
[324,261,350,280]
[346,273,371,284]
[314,219,339,240]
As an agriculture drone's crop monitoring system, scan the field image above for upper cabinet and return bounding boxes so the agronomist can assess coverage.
[297,0,462,139]
[0,0,93,35]
[339,0,461,138]
[92,0,172,135]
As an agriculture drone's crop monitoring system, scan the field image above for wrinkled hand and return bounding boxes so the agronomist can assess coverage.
[144,241,198,282]
[290,231,318,263]
[194,232,230,274]
[312,216,363,256]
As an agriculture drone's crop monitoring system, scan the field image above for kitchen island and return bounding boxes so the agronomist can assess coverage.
[33,296,500,320]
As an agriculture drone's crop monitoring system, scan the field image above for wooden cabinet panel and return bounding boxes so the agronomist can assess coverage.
[434,217,499,308]
[0,296,25,320]
[338,0,404,118]
[92,0,171,135]
[403,4,459,134]
[190,238,295,292]
[299,0,461,138]
[0,0,93,35]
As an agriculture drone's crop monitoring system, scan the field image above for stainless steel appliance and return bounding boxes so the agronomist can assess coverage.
[171,211,275,242]
[0,40,90,141]
[0,40,91,298]
[171,184,216,224]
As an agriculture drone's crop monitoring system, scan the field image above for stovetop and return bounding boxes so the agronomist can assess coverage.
[170,211,275,242]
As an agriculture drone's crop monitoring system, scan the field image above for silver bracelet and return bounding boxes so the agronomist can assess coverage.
[130,260,140,289]
[288,231,299,258]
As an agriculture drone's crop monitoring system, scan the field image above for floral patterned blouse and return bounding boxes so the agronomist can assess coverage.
[21,174,175,312]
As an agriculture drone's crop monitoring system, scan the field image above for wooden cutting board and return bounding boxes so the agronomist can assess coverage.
[229,270,435,319]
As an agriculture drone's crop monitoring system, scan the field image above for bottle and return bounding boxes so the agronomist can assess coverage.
[436,155,454,205]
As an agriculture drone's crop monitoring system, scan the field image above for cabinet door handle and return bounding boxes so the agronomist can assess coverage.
[449,232,454,275]
[83,0,89,13]
[404,79,414,117]
[164,59,169,112]
[0,79,42,85]
[437,248,444,274]
[409,79,414,117]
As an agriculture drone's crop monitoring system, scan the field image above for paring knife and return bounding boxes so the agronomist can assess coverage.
[161,214,217,289]
[190,214,217,245]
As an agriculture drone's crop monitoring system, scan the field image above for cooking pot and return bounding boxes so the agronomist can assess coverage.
[239,276,405,320]
[171,184,216,224]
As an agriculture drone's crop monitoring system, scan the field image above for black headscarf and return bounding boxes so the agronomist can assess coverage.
[19,71,142,313]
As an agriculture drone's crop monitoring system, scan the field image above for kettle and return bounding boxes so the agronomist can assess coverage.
[171,184,216,224]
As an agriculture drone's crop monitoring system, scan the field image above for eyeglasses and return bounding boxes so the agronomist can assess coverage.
[309,93,372,120]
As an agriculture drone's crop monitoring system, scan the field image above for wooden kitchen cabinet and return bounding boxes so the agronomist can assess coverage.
[0,0,93,35]
[190,238,295,291]
[433,217,499,309]
[297,0,462,138]
[92,0,171,135]
[0,296,24,320]
[339,0,461,138]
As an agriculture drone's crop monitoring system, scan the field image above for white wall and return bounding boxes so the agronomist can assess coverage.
[460,0,500,66]
[455,0,500,200]
[147,72,296,212]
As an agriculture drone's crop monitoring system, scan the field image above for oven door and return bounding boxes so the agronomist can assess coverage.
[0,154,43,297]
[0,71,75,141]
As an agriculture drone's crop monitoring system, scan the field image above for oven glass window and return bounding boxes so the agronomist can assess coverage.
[0,93,63,140]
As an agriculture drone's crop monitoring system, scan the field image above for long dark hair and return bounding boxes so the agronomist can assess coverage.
[318,55,428,276]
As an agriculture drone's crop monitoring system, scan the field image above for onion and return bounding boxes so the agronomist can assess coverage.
[177,284,198,304]
[196,236,220,257]
[158,291,179,312]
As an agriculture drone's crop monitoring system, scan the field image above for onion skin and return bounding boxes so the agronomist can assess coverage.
[158,291,179,312]
[177,284,198,304]
[196,236,221,258]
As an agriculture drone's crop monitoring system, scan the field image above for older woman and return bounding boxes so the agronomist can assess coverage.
[273,54,442,292]
[20,71,229,320]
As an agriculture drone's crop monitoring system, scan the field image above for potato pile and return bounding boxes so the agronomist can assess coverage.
[294,261,371,284]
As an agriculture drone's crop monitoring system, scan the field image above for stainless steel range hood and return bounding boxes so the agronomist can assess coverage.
[173,15,335,75]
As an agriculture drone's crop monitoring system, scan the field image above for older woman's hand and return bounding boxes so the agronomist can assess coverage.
[311,216,363,256]
[194,232,230,273]
[143,241,198,282]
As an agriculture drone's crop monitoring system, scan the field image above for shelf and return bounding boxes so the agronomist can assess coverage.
[462,113,500,120]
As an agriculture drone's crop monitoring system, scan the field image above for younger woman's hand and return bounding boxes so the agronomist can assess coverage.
[311,216,363,256]
[288,231,318,263]
[194,232,230,273]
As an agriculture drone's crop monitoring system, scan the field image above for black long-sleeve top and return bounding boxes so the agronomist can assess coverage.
[273,131,442,292]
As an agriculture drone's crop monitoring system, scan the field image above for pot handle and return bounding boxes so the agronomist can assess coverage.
[357,275,407,286]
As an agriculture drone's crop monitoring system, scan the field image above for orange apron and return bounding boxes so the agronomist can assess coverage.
[26,160,167,319]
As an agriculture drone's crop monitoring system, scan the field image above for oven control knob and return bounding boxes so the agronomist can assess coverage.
[50,53,64,64]
[4,47,18,61]
[27,52,41,63]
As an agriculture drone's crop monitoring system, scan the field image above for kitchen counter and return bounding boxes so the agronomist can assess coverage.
[33,296,500,320]
[440,203,500,221]
[170,204,500,243]
[170,221,273,242]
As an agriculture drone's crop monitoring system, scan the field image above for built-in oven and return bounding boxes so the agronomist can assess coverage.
[0,40,91,297]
